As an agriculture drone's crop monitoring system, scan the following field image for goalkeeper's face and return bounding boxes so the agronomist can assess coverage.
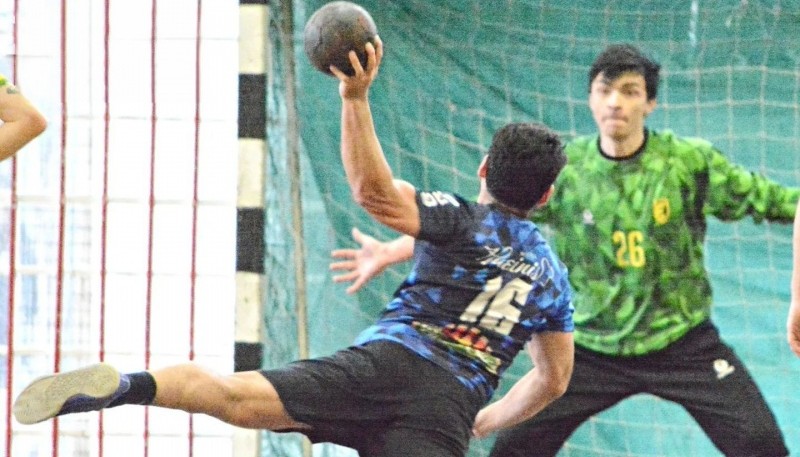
[589,71,656,143]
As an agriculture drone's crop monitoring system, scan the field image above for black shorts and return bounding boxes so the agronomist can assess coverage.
[260,341,485,457]
[491,321,788,457]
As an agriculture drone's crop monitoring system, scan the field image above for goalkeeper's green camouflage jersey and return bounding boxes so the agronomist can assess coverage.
[533,129,799,356]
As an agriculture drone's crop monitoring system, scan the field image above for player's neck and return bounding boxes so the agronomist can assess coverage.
[488,199,529,218]
[599,129,647,159]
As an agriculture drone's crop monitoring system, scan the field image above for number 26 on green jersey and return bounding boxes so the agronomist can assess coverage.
[612,230,645,268]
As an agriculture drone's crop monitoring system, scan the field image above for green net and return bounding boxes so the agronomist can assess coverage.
[265,1,800,455]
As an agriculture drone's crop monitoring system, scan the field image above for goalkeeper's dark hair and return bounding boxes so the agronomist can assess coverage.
[485,122,566,213]
[589,43,661,100]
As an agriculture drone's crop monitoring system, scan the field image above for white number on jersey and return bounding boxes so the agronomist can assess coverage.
[459,276,531,335]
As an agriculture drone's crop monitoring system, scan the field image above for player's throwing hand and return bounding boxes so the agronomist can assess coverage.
[330,36,383,100]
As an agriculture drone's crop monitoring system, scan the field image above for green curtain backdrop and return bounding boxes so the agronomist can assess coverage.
[265,1,800,455]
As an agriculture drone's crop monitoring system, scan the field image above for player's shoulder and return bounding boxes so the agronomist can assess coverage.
[564,134,595,154]
[647,129,720,169]
[649,129,715,152]
[416,190,480,223]
[417,190,472,209]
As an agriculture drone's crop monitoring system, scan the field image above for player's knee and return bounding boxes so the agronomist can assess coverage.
[715,421,788,457]
[741,429,787,457]
[212,372,298,430]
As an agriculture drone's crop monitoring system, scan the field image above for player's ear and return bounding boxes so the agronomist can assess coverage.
[536,185,555,207]
[644,98,657,117]
[478,155,489,178]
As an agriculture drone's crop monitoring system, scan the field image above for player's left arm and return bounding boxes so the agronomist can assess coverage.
[332,37,420,237]
[704,145,799,222]
[330,225,415,295]
[789,199,800,357]
[0,75,47,162]
[471,330,574,438]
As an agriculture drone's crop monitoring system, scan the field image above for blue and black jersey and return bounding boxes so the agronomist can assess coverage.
[354,190,574,401]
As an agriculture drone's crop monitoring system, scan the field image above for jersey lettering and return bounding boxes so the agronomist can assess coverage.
[420,191,460,207]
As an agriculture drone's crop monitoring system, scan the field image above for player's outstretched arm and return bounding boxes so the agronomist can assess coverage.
[789,199,800,357]
[330,226,414,295]
[471,331,574,438]
[331,37,420,237]
[0,75,46,161]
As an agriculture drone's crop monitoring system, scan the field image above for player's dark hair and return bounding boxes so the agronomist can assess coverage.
[589,44,661,100]
[485,122,566,213]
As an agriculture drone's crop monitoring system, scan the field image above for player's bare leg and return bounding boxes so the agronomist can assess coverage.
[150,363,310,430]
[14,362,310,432]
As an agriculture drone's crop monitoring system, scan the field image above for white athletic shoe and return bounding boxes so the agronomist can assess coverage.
[13,362,129,425]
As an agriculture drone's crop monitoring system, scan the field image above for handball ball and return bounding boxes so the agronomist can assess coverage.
[303,1,378,77]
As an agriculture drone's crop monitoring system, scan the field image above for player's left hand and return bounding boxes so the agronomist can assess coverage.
[330,36,383,100]
[330,227,388,294]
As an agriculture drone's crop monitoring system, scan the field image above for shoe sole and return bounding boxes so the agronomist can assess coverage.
[13,362,121,425]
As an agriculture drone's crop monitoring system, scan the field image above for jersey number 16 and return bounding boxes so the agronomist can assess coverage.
[459,276,531,336]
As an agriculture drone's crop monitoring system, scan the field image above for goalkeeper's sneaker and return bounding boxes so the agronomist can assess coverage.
[13,363,129,425]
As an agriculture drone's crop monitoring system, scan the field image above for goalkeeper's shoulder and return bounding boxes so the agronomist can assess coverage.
[649,129,714,151]
[563,134,596,153]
